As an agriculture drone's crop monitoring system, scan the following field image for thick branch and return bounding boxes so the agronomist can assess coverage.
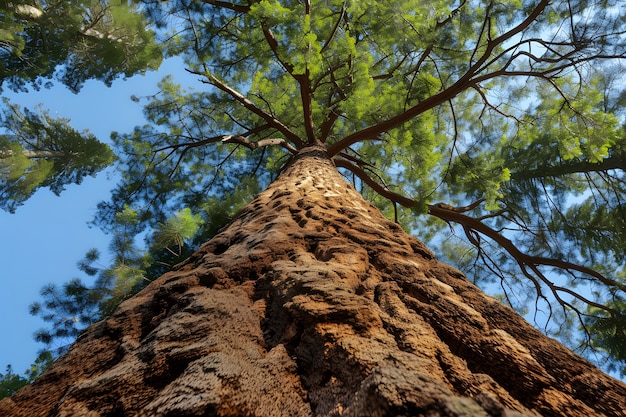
[262,27,295,75]
[261,23,316,144]
[153,132,296,155]
[299,71,317,145]
[320,6,345,54]
[511,154,626,180]
[318,111,339,143]
[200,0,251,13]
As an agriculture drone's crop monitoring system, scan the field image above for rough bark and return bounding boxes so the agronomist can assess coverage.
[2,146,625,417]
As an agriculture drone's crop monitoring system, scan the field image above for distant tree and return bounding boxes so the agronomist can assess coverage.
[0,366,28,400]
[0,0,161,93]
[0,353,52,399]
[0,100,116,212]
[0,0,162,210]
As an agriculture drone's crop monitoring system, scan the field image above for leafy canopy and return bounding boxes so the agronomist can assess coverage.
[0,0,162,93]
[0,99,116,212]
[0,0,162,209]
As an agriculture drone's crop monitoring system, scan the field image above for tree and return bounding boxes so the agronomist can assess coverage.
[0,354,52,400]
[0,0,161,93]
[2,0,626,414]
[0,366,29,400]
[85,0,626,370]
[0,0,162,210]
[0,100,116,212]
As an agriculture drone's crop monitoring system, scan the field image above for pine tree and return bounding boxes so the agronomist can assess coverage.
[2,0,626,414]
[0,101,116,212]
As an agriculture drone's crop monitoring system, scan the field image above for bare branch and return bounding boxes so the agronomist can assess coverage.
[428,202,626,292]
[429,200,626,343]
[221,135,298,154]
[0,149,76,159]
[511,154,626,180]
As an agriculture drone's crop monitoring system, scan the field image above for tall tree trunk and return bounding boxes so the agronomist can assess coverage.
[2,147,625,417]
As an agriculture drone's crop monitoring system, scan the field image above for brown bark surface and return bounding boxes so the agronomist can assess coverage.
[2,146,625,417]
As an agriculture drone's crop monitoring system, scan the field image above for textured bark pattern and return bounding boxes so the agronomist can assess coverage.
[2,147,625,416]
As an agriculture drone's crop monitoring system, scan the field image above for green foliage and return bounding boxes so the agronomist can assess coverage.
[29,277,103,355]
[0,1,163,212]
[585,292,626,376]
[0,365,29,399]
[0,353,54,399]
[0,98,116,212]
[0,0,162,93]
[151,208,204,254]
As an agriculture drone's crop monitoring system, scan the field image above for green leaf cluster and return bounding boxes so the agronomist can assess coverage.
[0,0,162,93]
[151,208,204,255]
[0,99,116,212]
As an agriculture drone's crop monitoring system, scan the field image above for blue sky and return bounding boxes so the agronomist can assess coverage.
[0,58,198,374]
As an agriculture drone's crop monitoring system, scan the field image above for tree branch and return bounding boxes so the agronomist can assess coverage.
[299,70,317,144]
[221,135,298,153]
[261,12,317,145]
[200,0,251,13]
[511,154,626,180]
[320,6,346,54]
[327,0,551,156]
[428,201,626,292]
[261,26,295,74]
[153,133,297,155]
[189,69,304,148]
[0,149,77,159]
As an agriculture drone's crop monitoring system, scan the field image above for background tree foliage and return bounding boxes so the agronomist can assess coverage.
[0,0,161,210]
[0,100,116,212]
[0,0,161,92]
[0,353,51,400]
[2,0,626,378]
